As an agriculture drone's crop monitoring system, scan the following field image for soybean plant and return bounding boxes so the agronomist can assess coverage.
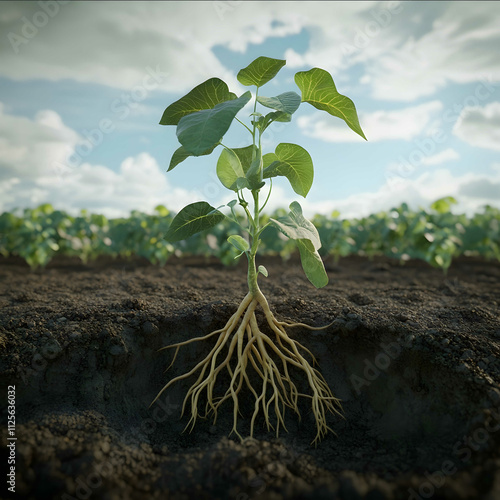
[152,56,366,445]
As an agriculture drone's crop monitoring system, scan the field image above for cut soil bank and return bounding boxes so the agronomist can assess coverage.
[1,255,500,500]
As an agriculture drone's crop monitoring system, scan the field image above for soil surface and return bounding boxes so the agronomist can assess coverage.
[1,254,500,500]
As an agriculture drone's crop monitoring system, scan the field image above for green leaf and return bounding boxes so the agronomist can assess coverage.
[268,202,327,288]
[296,239,328,288]
[255,111,292,134]
[164,202,225,242]
[168,144,217,172]
[232,145,258,173]
[257,92,301,115]
[227,235,249,252]
[228,145,263,187]
[269,201,321,250]
[237,56,286,87]
[263,143,313,197]
[177,92,251,155]
[430,196,457,214]
[295,68,366,140]
[262,152,278,169]
[270,111,292,123]
[245,148,265,189]
[217,148,249,191]
[160,78,237,125]
[258,265,268,277]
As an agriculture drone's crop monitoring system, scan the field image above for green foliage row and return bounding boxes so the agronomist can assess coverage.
[0,198,498,271]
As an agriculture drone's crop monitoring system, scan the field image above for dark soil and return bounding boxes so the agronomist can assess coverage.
[1,254,500,500]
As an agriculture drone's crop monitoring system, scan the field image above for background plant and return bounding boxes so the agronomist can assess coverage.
[1,199,498,271]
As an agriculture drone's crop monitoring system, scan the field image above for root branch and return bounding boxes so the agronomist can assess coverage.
[151,291,342,445]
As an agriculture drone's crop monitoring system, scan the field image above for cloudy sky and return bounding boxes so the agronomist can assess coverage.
[1,0,499,218]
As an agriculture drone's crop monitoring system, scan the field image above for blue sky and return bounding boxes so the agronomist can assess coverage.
[0,1,499,217]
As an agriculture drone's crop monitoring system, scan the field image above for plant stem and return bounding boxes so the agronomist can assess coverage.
[235,117,253,134]
[260,179,272,214]
[247,189,261,297]
[252,87,259,149]
[245,86,263,297]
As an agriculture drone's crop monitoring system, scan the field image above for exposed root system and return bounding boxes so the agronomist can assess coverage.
[152,291,342,445]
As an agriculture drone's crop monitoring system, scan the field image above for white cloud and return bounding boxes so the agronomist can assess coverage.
[420,148,459,166]
[0,104,80,181]
[297,101,442,143]
[0,105,201,217]
[282,2,500,102]
[1,1,499,103]
[458,178,500,200]
[0,1,307,94]
[364,2,500,100]
[453,101,500,151]
[1,151,203,218]
[0,2,220,92]
[0,101,498,220]
[264,168,500,219]
[282,3,381,67]
[0,178,21,209]
[0,1,404,97]
[34,152,201,217]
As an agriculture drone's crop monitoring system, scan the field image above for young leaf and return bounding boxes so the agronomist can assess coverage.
[177,92,252,155]
[263,143,313,197]
[257,92,301,115]
[258,265,268,277]
[232,145,258,173]
[217,148,249,191]
[256,111,292,134]
[227,199,239,222]
[295,68,366,140]
[269,111,292,123]
[296,239,328,288]
[227,234,249,252]
[268,201,321,250]
[168,144,217,172]
[245,148,263,188]
[164,202,225,242]
[252,115,266,132]
[160,78,236,125]
[237,56,286,87]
